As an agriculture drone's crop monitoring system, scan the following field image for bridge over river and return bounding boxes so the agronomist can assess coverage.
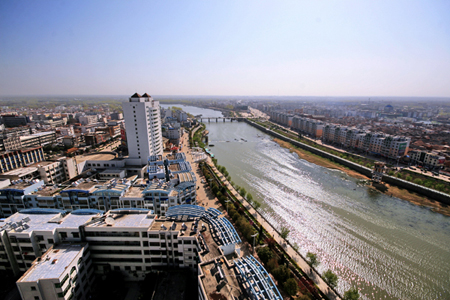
[196,117,245,122]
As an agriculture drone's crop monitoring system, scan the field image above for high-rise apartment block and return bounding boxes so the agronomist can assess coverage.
[122,93,163,166]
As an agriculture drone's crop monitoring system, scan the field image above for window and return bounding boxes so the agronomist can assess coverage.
[124,266,131,271]
[60,232,67,239]
[31,286,36,291]
[72,232,79,238]
[48,239,54,244]
[34,297,40,300]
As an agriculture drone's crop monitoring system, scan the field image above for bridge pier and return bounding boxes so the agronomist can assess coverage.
[208,118,210,123]
[216,118,218,122]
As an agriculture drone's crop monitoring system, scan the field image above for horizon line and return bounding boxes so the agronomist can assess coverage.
[1,94,450,99]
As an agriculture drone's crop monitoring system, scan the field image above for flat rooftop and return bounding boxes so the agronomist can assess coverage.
[63,181,100,192]
[0,167,38,177]
[168,163,181,172]
[75,153,116,164]
[18,244,87,282]
[200,259,243,300]
[2,211,99,233]
[3,211,65,234]
[150,218,195,236]
[87,210,155,228]
[122,186,145,198]
[32,185,62,197]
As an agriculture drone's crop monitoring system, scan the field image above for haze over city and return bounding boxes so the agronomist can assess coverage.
[1,0,449,97]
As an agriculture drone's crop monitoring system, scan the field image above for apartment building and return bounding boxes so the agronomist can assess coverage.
[20,132,56,148]
[409,150,446,169]
[323,125,410,159]
[0,173,195,218]
[292,116,324,138]
[122,93,163,166]
[0,204,280,300]
[0,209,101,275]
[31,157,78,185]
[0,181,45,218]
[16,243,94,300]
[0,147,45,174]
[2,115,29,127]
[78,115,97,125]
[142,180,196,216]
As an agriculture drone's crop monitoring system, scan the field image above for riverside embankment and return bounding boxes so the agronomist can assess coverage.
[244,119,450,208]
[175,105,450,299]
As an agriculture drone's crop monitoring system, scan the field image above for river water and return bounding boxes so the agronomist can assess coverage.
[164,104,450,300]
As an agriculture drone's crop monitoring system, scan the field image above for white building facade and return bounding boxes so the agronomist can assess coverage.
[122,93,163,166]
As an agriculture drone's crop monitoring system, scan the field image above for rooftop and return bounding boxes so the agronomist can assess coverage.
[1,210,100,233]
[87,209,155,228]
[0,167,38,177]
[122,186,145,198]
[177,172,196,183]
[149,218,196,236]
[75,153,116,164]
[18,243,87,282]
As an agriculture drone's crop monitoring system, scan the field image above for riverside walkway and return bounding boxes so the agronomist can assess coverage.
[207,161,341,300]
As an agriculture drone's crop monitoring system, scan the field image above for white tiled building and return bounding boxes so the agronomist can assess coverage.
[122,93,163,166]
[16,243,93,300]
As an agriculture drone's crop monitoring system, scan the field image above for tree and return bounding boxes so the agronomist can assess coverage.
[413,178,423,185]
[306,252,319,268]
[239,187,247,198]
[322,269,338,288]
[246,193,253,203]
[292,242,299,252]
[257,246,273,264]
[343,288,360,300]
[283,278,298,296]
[280,226,290,240]
[273,265,290,282]
[253,201,261,210]
[266,257,279,273]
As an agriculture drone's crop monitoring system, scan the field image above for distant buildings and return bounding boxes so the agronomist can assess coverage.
[408,150,446,169]
[271,111,411,160]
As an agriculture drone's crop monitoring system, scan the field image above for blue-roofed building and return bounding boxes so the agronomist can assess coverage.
[142,179,196,216]
[0,180,45,218]
[0,208,102,275]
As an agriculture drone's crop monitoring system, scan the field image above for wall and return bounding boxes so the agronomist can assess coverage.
[245,119,450,205]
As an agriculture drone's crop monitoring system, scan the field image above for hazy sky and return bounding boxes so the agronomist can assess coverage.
[1,0,449,97]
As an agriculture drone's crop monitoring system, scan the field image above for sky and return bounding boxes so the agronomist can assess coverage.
[1,0,449,97]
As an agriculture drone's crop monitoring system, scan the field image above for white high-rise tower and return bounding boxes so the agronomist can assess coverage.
[122,93,163,166]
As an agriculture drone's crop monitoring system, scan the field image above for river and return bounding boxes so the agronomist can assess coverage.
[163,104,450,300]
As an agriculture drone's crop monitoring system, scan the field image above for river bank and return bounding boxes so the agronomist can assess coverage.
[274,138,450,217]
